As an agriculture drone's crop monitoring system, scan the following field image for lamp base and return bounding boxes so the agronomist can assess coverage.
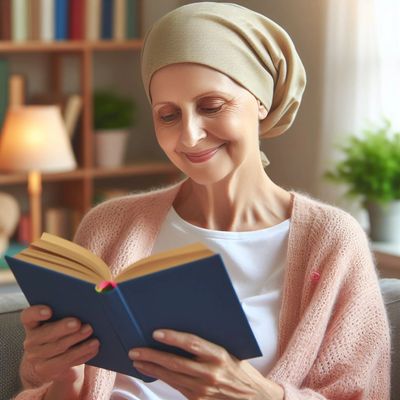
[28,170,42,242]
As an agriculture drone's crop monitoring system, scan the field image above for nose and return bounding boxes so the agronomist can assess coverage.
[180,111,207,148]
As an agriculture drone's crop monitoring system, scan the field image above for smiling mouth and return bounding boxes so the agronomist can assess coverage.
[184,144,225,163]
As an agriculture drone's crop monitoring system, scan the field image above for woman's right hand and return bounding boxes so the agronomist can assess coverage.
[20,305,100,391]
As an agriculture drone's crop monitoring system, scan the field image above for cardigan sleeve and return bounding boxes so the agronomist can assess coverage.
[279,282,390,400]
[272,215,391,400]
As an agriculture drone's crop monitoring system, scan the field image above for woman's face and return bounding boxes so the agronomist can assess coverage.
[149,63,267,185]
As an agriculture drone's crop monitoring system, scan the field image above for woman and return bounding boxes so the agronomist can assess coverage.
[16,3,390,400]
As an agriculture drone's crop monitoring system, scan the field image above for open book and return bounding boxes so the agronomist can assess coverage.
[6,233,261,382]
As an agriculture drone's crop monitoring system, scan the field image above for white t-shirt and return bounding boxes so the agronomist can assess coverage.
[111,207,290,400]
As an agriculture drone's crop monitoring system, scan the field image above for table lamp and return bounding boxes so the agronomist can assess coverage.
[0,106,77,241]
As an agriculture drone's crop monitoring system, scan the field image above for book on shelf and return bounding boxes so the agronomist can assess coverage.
[11,0,28,42]
[5,233,262,382]
[101,0,113,40]
[17,214,31,245]
[126,0,139,39]
[28,0,41,41]
[40,0,55,42]
[0,58,9,128]
[85,0,102,41]
[113,0,126,41]
[0,0,11,41]
[45,207,72,239]
[55,0,69,41]
[69,0,85,40]
[63,94,83,139]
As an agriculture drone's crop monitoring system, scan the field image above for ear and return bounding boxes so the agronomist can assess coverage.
[258,100,268,120]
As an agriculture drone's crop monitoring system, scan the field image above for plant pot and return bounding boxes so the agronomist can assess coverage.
[94,129,129,168]
[365,200,400,243]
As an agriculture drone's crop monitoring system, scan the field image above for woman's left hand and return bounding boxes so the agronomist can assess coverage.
[128,329,284,400]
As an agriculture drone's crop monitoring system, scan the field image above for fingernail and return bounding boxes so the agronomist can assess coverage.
[40,308,50,317]
[153,330,165,340]
[81,324,92,334]
[89,339,99,347]
[134,361,144,369]
[129,350,140,359]
[67,320,79,329]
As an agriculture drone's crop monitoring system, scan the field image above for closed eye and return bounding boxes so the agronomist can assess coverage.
[199,105,223,114]
[159,111,180,123]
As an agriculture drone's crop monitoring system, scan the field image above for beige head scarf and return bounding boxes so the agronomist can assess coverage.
[141,2,306,139]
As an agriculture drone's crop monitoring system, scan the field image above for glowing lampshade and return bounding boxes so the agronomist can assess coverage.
[0,106,76,172]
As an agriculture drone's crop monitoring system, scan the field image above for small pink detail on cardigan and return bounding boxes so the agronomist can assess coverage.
[311,271,320,282]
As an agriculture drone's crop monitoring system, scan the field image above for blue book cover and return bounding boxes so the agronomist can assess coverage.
[5,240,261,382]
[55,0,69,40]
[101,0,113,40]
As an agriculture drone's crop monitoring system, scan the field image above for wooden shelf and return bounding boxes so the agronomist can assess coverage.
[0,163,180,185]
[0,40,143,53]
[91,163,180,179]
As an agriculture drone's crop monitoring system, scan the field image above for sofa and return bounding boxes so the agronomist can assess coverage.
[1,279,399,400]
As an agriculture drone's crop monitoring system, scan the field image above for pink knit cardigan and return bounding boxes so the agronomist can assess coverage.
[15,182,391,400]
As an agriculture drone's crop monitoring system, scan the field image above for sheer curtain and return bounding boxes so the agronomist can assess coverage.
[316,0,400,227]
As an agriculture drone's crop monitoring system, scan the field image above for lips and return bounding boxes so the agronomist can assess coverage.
[184,144,224,163]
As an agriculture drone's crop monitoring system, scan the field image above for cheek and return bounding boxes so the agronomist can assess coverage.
[155,127,180,159]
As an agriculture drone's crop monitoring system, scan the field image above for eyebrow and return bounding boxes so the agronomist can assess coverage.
[152,91,232,109]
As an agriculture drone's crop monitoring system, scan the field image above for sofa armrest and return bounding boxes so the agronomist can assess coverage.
[0,291,29,400]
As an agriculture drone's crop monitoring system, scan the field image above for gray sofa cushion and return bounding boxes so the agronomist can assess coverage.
[0,292,28,400]
[380,278,400,400]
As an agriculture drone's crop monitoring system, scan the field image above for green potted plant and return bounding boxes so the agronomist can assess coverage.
[324,119,400,243]
[93,90,137,168]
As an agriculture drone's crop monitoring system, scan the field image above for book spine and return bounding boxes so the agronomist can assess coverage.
[18,214,31,245]
[69,0,84,40]
[85,0,101,41]
[99,285,147,350]
[0,0,12,41]
[54,0,68,41]
[45,207,71,239]
[101,0,113,40]
[40,0,54,42]
[63,94,83,139]
[0,59,9,129]
[11,0,28,42]
[113,0,125,41]
[125,0,138,39]
[29,0,41,41]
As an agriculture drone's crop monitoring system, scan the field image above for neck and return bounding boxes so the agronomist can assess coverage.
[174,163,293,231]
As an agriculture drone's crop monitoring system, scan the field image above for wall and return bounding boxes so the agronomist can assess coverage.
[139,0,328,196]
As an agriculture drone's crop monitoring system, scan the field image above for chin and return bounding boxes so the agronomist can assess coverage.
[183,166,234,186]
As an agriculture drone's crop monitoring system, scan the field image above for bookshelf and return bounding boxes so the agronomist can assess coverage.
[0,3,181,247]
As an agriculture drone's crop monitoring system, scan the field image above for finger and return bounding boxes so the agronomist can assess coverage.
[20,305,52,331]
[130,346,214,380]
[24,318,83,349]
[152,329,229,362]
[134,360,198,393]
[25,324,94,361]
[34,338,100,381]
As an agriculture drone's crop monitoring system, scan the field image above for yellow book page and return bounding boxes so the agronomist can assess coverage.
[116,243,214,282]
[17,248,105,282]
[32,233,110,279]
[15,253,100,284]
